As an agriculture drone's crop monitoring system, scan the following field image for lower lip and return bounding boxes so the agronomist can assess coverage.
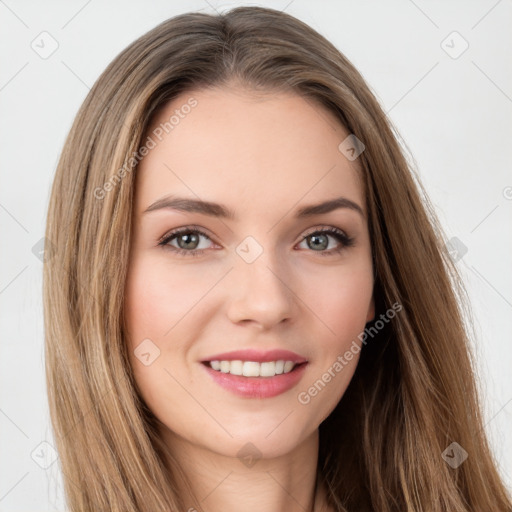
[201,363,308,398]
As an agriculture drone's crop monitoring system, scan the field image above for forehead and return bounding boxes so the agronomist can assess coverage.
[135,86,365,220]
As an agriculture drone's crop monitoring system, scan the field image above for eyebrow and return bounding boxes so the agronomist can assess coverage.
[143,195,365,219]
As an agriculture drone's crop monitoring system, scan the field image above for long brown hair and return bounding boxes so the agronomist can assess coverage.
[43,6,511,511]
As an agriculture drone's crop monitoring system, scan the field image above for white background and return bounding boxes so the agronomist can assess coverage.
[1,0,511,510]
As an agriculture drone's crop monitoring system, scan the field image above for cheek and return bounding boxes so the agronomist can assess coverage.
[124,256,212,345]
[124,257,202,425]
[291,260,373,416]
[299,258,374,343]
[123,257,199,396]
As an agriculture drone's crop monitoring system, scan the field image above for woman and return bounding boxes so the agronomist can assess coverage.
[43,6,511,511]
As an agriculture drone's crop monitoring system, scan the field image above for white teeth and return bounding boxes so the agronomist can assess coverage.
[260,361,275,377]
[243,361,260,377]
[284,361,295,373]
[208,359,298,377]
[230,360,243,375]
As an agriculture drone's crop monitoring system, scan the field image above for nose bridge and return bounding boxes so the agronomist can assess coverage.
[226,235,296,327]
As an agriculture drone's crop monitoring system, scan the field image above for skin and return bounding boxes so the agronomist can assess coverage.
[124,83,375,512]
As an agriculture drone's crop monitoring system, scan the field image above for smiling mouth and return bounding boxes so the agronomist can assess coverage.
[203,360,306,378]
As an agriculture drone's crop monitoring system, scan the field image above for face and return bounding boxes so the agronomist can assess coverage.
[124,85,374,460]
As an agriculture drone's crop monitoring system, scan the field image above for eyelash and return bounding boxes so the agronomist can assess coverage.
[158,225,355,258]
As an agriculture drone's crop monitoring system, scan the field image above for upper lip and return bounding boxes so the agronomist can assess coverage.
[201,349,308,364]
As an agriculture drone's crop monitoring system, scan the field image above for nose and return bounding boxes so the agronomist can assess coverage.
[226,251,296,330]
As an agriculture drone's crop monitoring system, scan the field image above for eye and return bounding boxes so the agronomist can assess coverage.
[297,227,354,255]
[158,227,215,257]
[158,225,354,257]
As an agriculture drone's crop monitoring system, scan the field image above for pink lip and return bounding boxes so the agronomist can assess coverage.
[201,362,308,399]
[202,349,307,364]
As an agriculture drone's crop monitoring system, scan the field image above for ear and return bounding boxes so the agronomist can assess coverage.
[366,296,375,323]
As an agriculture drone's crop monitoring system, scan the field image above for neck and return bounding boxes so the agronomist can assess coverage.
[159,427,329,512]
